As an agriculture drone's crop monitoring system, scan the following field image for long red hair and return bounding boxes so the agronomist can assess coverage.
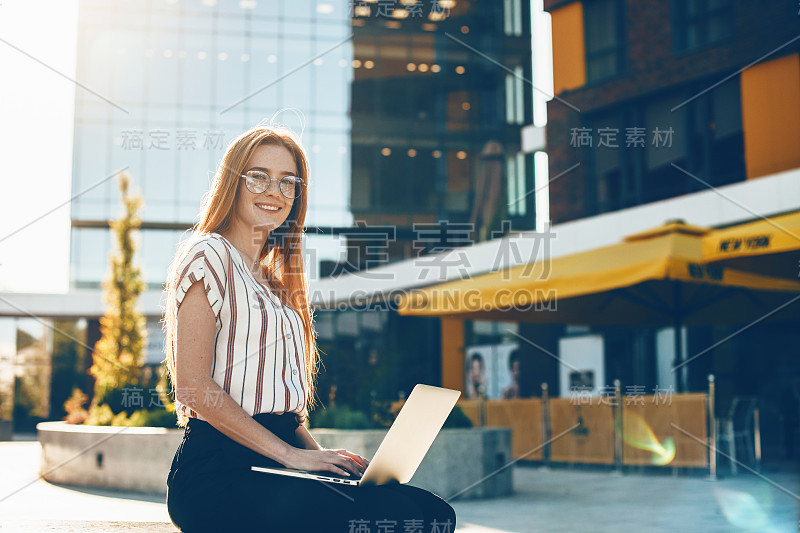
[162,125,318,426]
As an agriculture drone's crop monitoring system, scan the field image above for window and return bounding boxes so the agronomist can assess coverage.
[144,31,180,106]
[505,66,525,124]
[592,113,625,213]
[507,152,529,217]
[73,121,112,221]
[372,144,437,213]
[72,227,111,288]
[644,94,689,203]
[141,229,184,289]
[584,0,625,82]
[0,318,15,421]
[690,79,744,187]
[351,145,373,211]
[673,0,734,52]
[307,131,352,227]
[584,85,744,216]
[503,0,523,36]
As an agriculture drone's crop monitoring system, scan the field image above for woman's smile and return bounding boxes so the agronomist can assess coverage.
[255,202,282,212]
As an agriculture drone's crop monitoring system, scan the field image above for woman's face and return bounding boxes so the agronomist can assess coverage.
[233,143,298,235]
[471,358,483,378]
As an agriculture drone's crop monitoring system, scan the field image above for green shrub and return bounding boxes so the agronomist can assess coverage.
[309,405,372,429]
[310,403,473,430]
[125,408,177,428]
[81,402,176,428]
[111,411,129,426]
[84,403,115,426]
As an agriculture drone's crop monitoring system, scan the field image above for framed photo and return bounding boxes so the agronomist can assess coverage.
[465,343,519,399]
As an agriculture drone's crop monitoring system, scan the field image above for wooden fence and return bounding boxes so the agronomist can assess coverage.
[453,393,709,468]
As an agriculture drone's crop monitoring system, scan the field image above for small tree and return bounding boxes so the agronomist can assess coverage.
[89,172,146,408]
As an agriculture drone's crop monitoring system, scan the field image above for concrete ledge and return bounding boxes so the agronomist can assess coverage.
[37,422,184,494]
[0,419,12,441]
[1,520,178,532]
[37,422,513,500]
[311,427,513,500]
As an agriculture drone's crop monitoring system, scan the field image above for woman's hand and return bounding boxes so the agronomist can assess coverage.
[282,447,370,477]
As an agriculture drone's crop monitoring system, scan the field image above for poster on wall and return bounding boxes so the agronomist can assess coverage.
[465,343,520,399]
[558,335,604,398]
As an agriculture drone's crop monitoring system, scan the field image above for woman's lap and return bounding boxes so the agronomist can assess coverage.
[167,416,455,532]
[170,466,455,532]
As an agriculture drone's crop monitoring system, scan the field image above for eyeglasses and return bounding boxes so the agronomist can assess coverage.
[240,170,304,199]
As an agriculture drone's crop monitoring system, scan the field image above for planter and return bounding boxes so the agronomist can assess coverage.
[37,422,512,500]
[0,419,12,441]
[310,427,513,500]
[37,421,183,494]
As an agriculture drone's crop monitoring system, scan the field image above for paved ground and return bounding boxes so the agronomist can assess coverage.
[1,436,797,532]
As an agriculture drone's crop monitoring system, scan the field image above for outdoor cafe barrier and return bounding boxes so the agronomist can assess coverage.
[452,377,714,472]
[457,399,544,461]
[548,397,615,464]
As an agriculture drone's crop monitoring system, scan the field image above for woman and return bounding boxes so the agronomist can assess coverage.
[467,353,487,399]
[162,125,456,532]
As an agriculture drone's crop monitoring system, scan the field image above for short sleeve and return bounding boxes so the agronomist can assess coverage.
[294,406,308,426]
[175,237,226,319]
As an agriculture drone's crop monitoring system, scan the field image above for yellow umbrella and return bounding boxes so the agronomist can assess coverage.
[398,221,800,326]
[703,210,800,280]
[398,221,800,390]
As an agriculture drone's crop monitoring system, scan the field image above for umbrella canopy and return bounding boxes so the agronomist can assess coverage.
[397,221,800,327]
[398,220,800,392]
[703,210,800,280]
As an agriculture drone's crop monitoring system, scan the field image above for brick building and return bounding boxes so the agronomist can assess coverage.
[544,0,799,222]
[530,0,800,462]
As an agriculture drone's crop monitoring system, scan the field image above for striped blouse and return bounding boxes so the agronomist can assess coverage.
[172,232,308,424]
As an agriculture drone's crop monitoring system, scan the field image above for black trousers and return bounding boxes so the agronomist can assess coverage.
[166,413,457,532]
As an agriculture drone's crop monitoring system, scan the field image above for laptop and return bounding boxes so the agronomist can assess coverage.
[251,384,461,486]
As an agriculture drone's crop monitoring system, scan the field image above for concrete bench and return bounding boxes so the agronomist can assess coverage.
[0,521,178,532]
[38,423,513,500]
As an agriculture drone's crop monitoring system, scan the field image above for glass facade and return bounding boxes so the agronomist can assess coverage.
[70,0,353,289]
[347,0,535,264]
[0,317,56,426]
[0,318,15,425]
[70,0,535,285]
[0,316,90,428]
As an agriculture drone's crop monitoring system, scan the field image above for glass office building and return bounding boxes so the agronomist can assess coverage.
[69,0,535,286]
[312,1,536,410]
[348,0,535,263]
[70,0,354,289]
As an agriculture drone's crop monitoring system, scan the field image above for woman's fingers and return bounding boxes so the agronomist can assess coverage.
[330,464,350,476]
[331,449,369,474]
[353,454,369,468]
[288,448,359,476]
[325,450,363,475]
[295,448,368,476]
[338,450,366,467]
[340,455,364,475]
